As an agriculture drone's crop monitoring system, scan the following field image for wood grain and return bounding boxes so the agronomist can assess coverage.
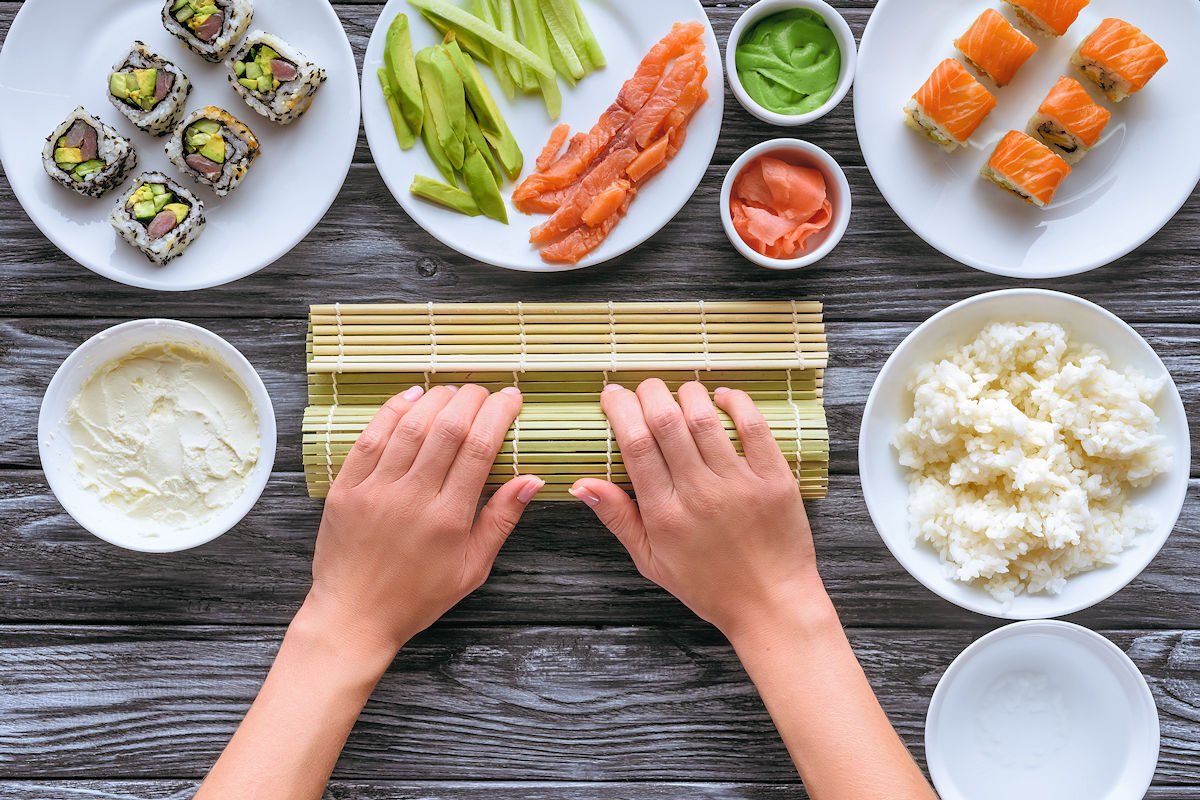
[1,625,1198,785]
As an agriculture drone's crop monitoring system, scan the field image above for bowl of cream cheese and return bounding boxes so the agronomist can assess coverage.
[39,319,276,552]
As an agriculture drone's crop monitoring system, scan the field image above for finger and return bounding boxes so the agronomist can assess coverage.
[408,384,491,489]
[374,385,458,482]
[600,383,673,499]
[337,386,425,487]
[635,379,706,476]
[677,381,740,474]
[714,388,791,477]
[570,479,652,569]
[443,387,523,502]
[471,474,544,563]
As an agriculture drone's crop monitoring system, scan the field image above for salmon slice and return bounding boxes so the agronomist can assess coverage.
[630,48,706,148]
[1004,0,1089,36]
[1033,76,1110,148]
[514,186,571,215]
[1074,18,1167,99]
[982,130,1071,207]
[627,134,670,183]
[536,124,571,171]
[908,59,997,146]
[616,21,705,113]
[582,180,631,227]
[529,145,639,243]
[955,8,1038,87]
[512,104,633,203]
[541,189,638,265]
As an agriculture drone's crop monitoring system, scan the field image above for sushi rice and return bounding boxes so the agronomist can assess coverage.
[162,0,253,63]
[225,31,327,125]
[42,107,137,199]
[110,171,206,266]
[166,106,261,196]
[108,41,193,137]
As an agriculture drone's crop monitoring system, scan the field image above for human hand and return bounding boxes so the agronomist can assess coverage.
[569,380,822,639]
[306,385,544,657]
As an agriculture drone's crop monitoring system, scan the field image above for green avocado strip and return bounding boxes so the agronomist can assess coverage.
[377,68,416,149]
[408,0,555,78]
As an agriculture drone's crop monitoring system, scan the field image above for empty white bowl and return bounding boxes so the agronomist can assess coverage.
[859,289,1190,620]
[725,0,857,126]
[38,319,277,553]
[926,621,1159,800]
[720,138,852,269]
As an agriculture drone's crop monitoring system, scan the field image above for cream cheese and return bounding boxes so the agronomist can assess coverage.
[67,343,260,533]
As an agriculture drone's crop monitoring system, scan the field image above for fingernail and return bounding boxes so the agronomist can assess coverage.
[714,387,731,395]
[446,385,460,394]
[603,383,623,393]
[402,385,425,401]
[569,486,601,508]
[517,477,545,504]
[501,386,522,397]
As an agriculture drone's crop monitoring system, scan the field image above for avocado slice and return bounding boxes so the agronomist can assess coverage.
[385,14,424,136]
[200,131,227,163]
[416,47,465,171]
[128,184,155,207]
[109,73,130,100]
[191,118,221,135]
[377,67,416,150]
[411,175,481,216]
[464,109,502,184]
[459,55,522,180]
[431,47,466,153]
[164,202,190,224]
[419,107,457,185]
[462,141,508,224]
[54,147,83,166]
[134,69,157,105]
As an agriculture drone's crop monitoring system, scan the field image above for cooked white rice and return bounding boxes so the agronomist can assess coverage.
[892,322,1171,603]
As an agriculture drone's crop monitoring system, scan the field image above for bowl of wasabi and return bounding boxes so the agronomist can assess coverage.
[726,0,857,126]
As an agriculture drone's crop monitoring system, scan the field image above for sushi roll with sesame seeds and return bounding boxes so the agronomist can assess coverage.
[226,32,326,124]
[110,172,206,265]
[166,106,260,196]
[108,41,193,137]
[163,0,253,63]
[42,107,137,199]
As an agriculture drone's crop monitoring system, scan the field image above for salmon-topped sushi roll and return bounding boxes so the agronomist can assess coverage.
[955,9,1038,87]
[905,59,998,151]
[1071,18,1168,102]
[1003,0,1089,37]
[1027,77,1111,163]
[981,130,1072,207]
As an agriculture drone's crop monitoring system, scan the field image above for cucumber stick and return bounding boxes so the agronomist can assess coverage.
[539,0,585,79]
[408,0,555,78]
[513,0,561,119]
[571,0,605,68]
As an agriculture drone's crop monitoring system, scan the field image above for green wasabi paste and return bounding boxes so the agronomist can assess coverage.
[735,9,841,116]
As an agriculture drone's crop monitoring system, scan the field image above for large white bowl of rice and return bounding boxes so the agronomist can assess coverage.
[860,289,1189,620]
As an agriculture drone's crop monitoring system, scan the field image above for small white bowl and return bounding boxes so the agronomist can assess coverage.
[860,289,1190,620]
[38,319,277,553]
[725,0,857,126]
[926,621,1159,800]
[720,138,852,270]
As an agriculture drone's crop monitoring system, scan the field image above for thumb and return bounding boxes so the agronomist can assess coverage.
[570,479,651,566]
[471,474,545,561]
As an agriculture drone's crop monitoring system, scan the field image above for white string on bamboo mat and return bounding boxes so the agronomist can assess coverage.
[333,301,346,372]
[516,301,528,374]
[698,299,712,372]
[607,300,618,372]
[427,301,439,374]
[511,411,522,477]
[790,299,805,370]
[599,370,614,482]
[323,302,344,485]
[787,301,805,481]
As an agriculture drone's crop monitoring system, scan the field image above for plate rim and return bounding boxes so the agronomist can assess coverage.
[360,0,724,273]
[0,0,361,292]
[853,0,1200,279]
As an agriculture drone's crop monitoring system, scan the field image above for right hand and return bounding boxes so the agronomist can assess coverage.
[570,380,825,639]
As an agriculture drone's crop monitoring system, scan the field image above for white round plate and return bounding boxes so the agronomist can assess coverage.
[859,289,1190,620]
[0,0,359,291]
[854,0,1200,279]
[363,0,724,272]
[38,319,277,553]
[926,621,1159,800]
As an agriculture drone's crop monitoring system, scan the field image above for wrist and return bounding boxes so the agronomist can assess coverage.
[290,593,405,684]
[722,573,842,654]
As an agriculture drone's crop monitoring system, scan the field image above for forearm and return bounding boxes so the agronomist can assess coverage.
[729,582,935,800]
[195,596,397,800]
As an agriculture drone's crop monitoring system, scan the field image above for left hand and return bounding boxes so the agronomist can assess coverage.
[306,385,544,657]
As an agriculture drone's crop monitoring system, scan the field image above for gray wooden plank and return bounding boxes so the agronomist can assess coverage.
[3,472,1197,630]
[0,625,1197,785]
[4,317,1197,476]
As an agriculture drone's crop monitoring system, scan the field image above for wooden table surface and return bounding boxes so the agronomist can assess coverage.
[2,1,1197,797]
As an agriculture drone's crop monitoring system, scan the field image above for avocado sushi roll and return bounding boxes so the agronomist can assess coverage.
[108,42,193,137]
[166,106,261,196]
[110,172,206,265]
[163,0,253,63]
[226,32,327,124]
[42,107,137,199]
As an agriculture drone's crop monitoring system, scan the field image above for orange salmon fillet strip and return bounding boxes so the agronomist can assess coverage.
[541,188,638,264]
[536,124,571,172]
[582,180,631,227]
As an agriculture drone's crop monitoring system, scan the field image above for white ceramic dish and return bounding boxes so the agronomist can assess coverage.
[719,138,851,269]
[362,0,724,272]
[926,621,1159,800]
[859,289,1190,620]
[854,0,1200,279]
[725,0,856,126]
[38,319,277,553]
[0,0,359,291]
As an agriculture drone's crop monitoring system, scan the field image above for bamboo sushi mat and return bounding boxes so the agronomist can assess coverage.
[303,301,829,500]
